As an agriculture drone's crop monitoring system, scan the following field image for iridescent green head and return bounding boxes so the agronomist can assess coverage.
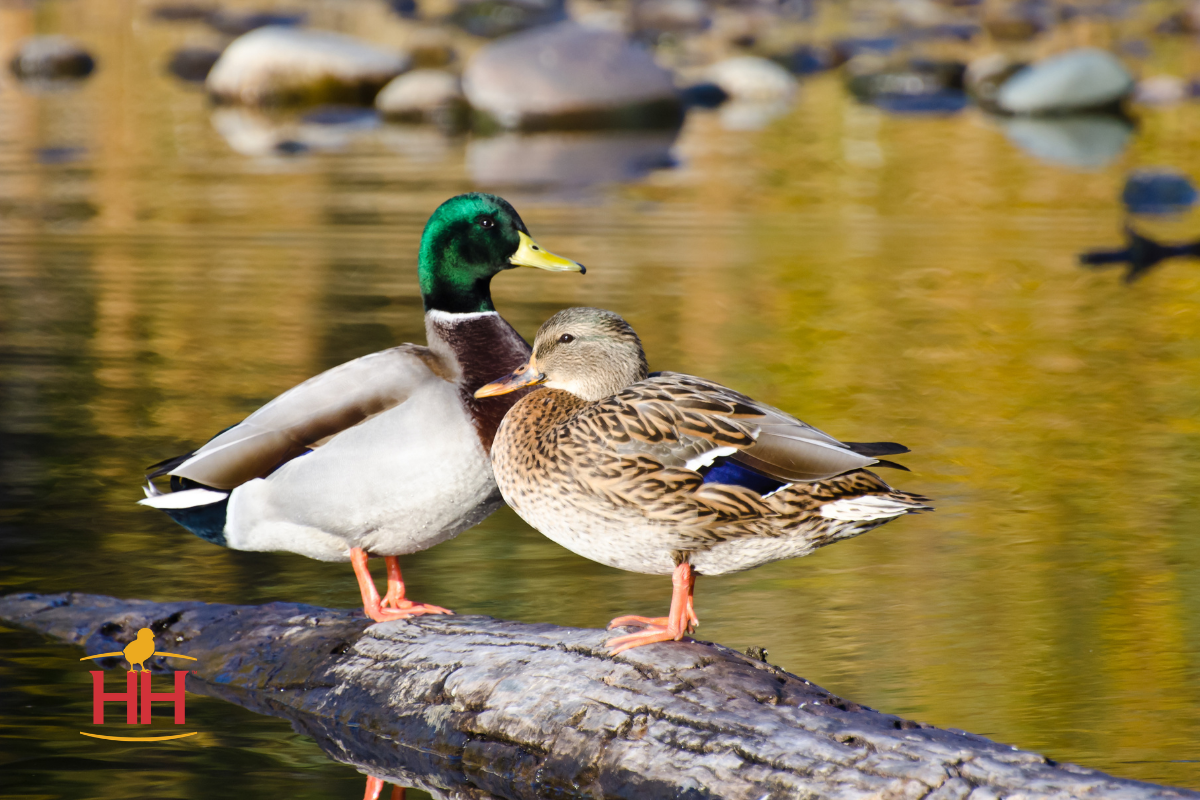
[418,193,584,314]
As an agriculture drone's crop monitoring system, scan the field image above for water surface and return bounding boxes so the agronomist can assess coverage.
[2,0,1200,796]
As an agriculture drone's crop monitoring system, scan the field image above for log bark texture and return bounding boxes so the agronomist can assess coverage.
[2,591,1195,800]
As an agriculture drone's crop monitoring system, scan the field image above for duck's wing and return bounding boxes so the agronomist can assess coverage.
[150,345,454,491]
[584,372,893,484]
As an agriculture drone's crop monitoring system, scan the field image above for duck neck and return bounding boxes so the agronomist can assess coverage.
[418,233,501,314]
[425,310,533,453]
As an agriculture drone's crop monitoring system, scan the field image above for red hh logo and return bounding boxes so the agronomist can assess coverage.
[79,627,198,742]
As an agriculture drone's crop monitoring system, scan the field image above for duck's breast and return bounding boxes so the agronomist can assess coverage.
[226,377,499,560]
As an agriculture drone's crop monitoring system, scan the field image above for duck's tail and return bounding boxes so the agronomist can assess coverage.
[139,481,230,546]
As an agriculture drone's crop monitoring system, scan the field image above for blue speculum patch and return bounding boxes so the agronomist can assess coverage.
[699,459,788,496]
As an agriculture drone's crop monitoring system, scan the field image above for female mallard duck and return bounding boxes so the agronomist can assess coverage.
[477,307,931,653]
[140,193,583,622]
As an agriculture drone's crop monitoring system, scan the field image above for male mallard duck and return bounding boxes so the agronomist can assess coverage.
[140,193,583,622]
[477,307,931,653]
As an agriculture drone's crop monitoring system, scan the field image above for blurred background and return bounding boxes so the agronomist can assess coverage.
[1,0,1200,797]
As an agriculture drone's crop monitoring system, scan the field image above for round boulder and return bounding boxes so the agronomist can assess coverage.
[707,56,796,103]
[10,36,95,81]
[996,48,1133,115]
[376,69,468,129]
[207,26,411,107]
[462,22,681,130]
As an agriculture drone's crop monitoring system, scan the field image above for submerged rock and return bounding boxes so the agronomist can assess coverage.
[450,0,565,38]
[983,0,1054,41]
[376,69,467,129]
[167,46,223,83]
[1122,169,1198,215]
[463,22,681,131]
[707,57,796,103]
[150,3,216,22]
[206,10,306,37]
[632,0,710,41]
[9,36,95,81]
[996,48,1133,115]
[207,27,410,107]
[846,57,967,114]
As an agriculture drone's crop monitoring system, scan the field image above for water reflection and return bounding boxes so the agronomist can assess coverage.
[2,0,1200,794]
[1081,226,1200,283]
[997,114,1134,170]
[466,129,678,189]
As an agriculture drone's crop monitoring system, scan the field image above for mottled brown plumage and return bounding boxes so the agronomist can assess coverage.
[478,308,931,652]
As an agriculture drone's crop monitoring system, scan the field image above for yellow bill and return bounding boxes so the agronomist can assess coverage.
[475,361,546,398]
[509,231,585,273]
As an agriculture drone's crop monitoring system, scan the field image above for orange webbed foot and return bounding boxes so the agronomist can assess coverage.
[606,563,698,653]
[366,601,453,622]
[607,623,690,653]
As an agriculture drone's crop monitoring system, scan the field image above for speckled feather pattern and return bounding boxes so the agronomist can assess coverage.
[491,374,931,577]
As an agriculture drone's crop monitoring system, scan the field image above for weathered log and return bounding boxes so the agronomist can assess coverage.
[2,591,1194,800]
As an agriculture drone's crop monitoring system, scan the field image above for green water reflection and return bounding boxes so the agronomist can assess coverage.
[2,0,1200,796]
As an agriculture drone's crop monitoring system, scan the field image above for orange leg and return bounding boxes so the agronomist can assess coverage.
[350,548,452,623]
[362,776,405,800]
[607,563,697,654]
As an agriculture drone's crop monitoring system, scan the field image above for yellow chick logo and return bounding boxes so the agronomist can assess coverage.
[79,626,198,742]
[81,627,195,670]
[123,628,157,671]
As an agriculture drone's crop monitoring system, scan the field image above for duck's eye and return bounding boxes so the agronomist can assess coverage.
[558,333,575,344]
[479,217,496,230]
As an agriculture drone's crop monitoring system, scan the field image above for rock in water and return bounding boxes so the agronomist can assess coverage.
[376,69,467,129]
[462,22,681,130]
[996,48,1133,115]
[9,36,95,81]
[706,56,796,103]
[206,9,306,36]
[1122,169,1199,215]
[846,56,967,114]
[207,26,411,107]
[167,46,223,83]
[631,0,710,41]
[450,0,566,39]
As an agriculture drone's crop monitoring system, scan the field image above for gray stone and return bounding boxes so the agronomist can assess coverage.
[462,22,682,130]
[632,0,710,40]
[9,36,95,81]
[376,69,467,128]
[206,26,411,107]
[996,48,1134,115]
[450,0,565,39]
[707,56,797,103]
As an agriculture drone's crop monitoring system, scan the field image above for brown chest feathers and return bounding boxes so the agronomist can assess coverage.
[427,312,534,454]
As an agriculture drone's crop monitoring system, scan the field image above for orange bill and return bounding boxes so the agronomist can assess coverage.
[474,362,546,398]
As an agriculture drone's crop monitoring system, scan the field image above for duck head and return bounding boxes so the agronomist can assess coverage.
[419,193,584,314]
[476,307,648,402]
